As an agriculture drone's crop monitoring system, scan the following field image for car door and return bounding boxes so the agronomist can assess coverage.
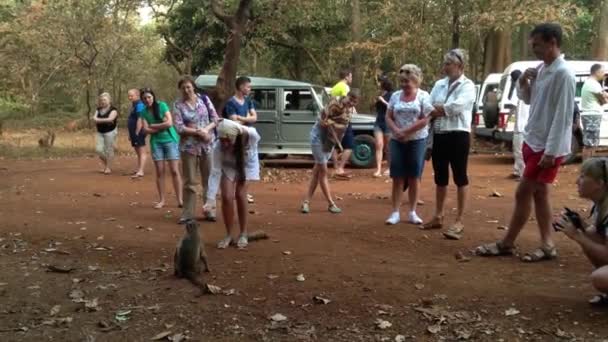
[280,87,317,148]
[251,88,279,150]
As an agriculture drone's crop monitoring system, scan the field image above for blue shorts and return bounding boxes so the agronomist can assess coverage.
[340,124,354,150]
[390,138,426,179]
[151,141,180,161]
[374,120,390,134]
[127,115,146,147]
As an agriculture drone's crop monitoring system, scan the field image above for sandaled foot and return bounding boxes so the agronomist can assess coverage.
[334,173,352,180]
[521,246,557,262]
[247,194,255,204]
[443,222,464,240]
[589,294,608,306]
[328,203,342,214]
[131,172,144,178]
[237,234,248,249]
[383,170,390,177]
[301,201,310,214]
[153,202,165,209]
[420,216,443,230]
[474,241,515,257]
[373,171,382,178]
[103,168,112,175]
[217,236,232,249]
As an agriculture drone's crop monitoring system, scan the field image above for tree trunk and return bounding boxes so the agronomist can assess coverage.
[211,0,253,112]
[592,0,608,59]
[350,0,362,88]
[519,25,529,60]
[483,28,512,75]
[451,0,461,49]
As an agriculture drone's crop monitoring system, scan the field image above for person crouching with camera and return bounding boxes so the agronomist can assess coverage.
[554,158,608,305]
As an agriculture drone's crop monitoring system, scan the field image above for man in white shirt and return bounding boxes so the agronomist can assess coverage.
[475,23,576,262]
[506,70,530,179]
[580,64,608,159]
[420,49,477,240]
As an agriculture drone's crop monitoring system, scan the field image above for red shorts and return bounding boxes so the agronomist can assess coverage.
[522,143,563,184]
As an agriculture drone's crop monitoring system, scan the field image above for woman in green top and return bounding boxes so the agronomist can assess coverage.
[139,88,183,209]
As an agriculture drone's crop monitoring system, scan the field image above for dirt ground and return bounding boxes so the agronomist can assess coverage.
[1,150,608,341]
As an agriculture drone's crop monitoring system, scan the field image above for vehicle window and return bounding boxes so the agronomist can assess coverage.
[313,86,329,107]
[251,88,276,110]
[497,76,508,101]
[284,89,315,111]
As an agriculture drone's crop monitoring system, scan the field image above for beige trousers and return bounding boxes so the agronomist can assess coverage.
[181,151,211,220]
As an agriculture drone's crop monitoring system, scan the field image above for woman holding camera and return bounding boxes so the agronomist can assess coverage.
[554,158,608,304]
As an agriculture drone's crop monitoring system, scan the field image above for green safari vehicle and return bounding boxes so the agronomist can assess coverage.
[195,75,378,168]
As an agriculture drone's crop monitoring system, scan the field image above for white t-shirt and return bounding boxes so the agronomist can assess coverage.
[388,90,434,141]
[581,78,604,115]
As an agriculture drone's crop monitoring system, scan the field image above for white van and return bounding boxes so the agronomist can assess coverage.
[479,60,608,162]
[473,73,502,137]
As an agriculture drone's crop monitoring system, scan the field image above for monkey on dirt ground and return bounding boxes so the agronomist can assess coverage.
[174,220,210,294]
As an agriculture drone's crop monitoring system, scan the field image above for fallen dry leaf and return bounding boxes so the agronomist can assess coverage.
[84,298,100,312]
[266,274,279,280]
[454,251,471,262]
[69,289,85,302]
[223,289,236,296]
[150,331,172,340]
[313,296,331,305]
[375,319,392,330]
[427,324,441,334]
[395,335,406,342]
[490,190,503,198]
[204,284,222,295]
[414,283,425,290]
[296,274,306,282]
[505,308,520,316]
[270,313,288,322]
[47,265,75,273]
[50,305,61,316]
[283,251,292,256]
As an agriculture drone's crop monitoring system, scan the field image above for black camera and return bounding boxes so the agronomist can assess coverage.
[554,207,584,231]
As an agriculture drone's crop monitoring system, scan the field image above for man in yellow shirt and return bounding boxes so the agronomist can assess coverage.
[330,69,354,178]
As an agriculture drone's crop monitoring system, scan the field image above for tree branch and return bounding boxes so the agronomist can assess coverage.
[210,0,233,25]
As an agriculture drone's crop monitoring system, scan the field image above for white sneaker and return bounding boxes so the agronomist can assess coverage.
[408,211,423,225]
[385,212,400,225]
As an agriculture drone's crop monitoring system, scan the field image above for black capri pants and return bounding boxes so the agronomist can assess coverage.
[431,131,470,187]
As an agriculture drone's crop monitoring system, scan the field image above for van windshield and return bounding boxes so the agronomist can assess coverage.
[313,86,329,108]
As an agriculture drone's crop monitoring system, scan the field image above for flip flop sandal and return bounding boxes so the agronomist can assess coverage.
[474,241,515,257]
[520,246,557,262]
[419,217,443,230]
[153,202,165,209]
[589,294,608,306]
[334,174,352,180]
[328,204,342,214]
[443,223,465,240]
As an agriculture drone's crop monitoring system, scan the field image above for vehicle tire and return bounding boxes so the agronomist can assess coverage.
[483,104,499,129]
[562,132,582,165]
[350,134,376,168]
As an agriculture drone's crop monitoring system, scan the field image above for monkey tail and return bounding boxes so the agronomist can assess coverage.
[184,271,207,293]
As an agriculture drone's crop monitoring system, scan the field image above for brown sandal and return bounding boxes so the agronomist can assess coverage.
[419,217,443,230]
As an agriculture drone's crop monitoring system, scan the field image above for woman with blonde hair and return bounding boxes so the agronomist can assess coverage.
[384,64,434,225]
[554,158,608,305]
[214,119,260,249]
[93,92,119,174]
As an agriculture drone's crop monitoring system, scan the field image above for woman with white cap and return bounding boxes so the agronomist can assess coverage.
[214,119,260,249]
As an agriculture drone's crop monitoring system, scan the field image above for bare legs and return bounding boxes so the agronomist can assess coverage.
[304,163,335,205]
[153,160,183,209]
[501,179,553,248]
[220,176,248,237]
[134,146,147,176]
